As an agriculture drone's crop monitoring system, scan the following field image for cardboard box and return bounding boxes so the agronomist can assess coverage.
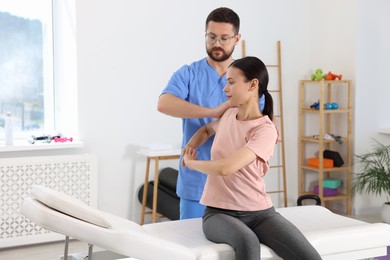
[308,158,334,168]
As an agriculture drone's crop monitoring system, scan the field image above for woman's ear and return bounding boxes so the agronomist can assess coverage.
[249,79,259,91]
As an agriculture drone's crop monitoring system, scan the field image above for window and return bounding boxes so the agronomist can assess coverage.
[0,0,78,141]
[0,0,53,133]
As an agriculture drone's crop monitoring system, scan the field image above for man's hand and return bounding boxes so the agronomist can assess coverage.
[158,94,234,119]
[212,100,233,118]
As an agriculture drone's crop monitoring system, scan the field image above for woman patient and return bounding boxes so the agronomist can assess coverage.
[182,56,321,260]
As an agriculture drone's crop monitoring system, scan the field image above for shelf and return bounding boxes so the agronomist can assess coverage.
[137,149,181,157]
[299,79,352,215]
[321,193,349,201]
[0,141,84,153]
[302,108,350,113]
[378,128,390,135]
[301,136,347,143]
[299,80,351,84]
[301,165,350,172]
[300,192,348,201]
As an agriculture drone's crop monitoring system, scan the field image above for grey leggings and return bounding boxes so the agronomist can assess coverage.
[202,206,322,260]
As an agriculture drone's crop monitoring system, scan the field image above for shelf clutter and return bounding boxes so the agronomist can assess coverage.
[299,79,352,215]
[0,132,82,153]
[313,178,343,196]
[0,140,84,153]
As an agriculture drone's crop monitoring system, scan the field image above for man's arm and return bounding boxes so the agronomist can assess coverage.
[157,93,230,119]
[181,121,217,167]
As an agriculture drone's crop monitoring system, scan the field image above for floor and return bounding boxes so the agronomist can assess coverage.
[0,213,385,260]
[0,239,97,260]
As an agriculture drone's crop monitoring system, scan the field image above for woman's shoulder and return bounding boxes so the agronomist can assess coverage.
[246,116,277,137]
[262,115,276,125]
[222,107,239,118]
[227,107,239,112]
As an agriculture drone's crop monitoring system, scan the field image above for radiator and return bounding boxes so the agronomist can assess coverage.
[0,154,97,248]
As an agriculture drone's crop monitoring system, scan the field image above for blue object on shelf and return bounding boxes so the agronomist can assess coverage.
[323,178,342,189]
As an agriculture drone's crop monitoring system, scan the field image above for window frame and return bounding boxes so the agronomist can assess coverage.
[0,0,78,145]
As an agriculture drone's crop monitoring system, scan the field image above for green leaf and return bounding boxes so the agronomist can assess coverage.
[351,139,390,202]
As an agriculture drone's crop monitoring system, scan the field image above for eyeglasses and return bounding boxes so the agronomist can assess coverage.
[205,33,237,46]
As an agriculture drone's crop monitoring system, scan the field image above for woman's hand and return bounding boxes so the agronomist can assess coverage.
[182,145,197,168]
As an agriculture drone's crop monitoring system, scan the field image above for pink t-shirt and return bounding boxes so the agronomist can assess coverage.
[200,107,278,211]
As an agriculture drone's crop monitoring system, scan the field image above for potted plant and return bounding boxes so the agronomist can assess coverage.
[351,139,390,223]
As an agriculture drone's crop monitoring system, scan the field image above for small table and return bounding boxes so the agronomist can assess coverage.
[137,149,181,224]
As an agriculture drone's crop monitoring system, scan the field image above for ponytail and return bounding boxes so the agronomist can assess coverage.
[261,91,274,121]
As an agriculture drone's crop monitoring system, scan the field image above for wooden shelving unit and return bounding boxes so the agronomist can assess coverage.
[298,80,352,214]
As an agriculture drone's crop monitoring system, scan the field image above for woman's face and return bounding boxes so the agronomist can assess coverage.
[224,67,254,106]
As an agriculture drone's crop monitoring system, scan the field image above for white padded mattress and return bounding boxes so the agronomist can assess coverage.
[21,197,390,260]
[142,206,390,260]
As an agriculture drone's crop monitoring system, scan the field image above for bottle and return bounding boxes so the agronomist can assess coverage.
[4,112,13,145]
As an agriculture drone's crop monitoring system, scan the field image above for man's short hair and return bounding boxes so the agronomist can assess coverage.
[205,7,240,34]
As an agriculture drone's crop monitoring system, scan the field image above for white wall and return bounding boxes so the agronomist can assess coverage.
[71,0,388,221]
[354,0,390,214]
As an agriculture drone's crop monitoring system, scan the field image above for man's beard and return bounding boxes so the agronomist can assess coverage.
[206,46,235,62]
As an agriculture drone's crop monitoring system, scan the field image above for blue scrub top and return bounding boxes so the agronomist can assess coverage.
[161,58,265,201]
